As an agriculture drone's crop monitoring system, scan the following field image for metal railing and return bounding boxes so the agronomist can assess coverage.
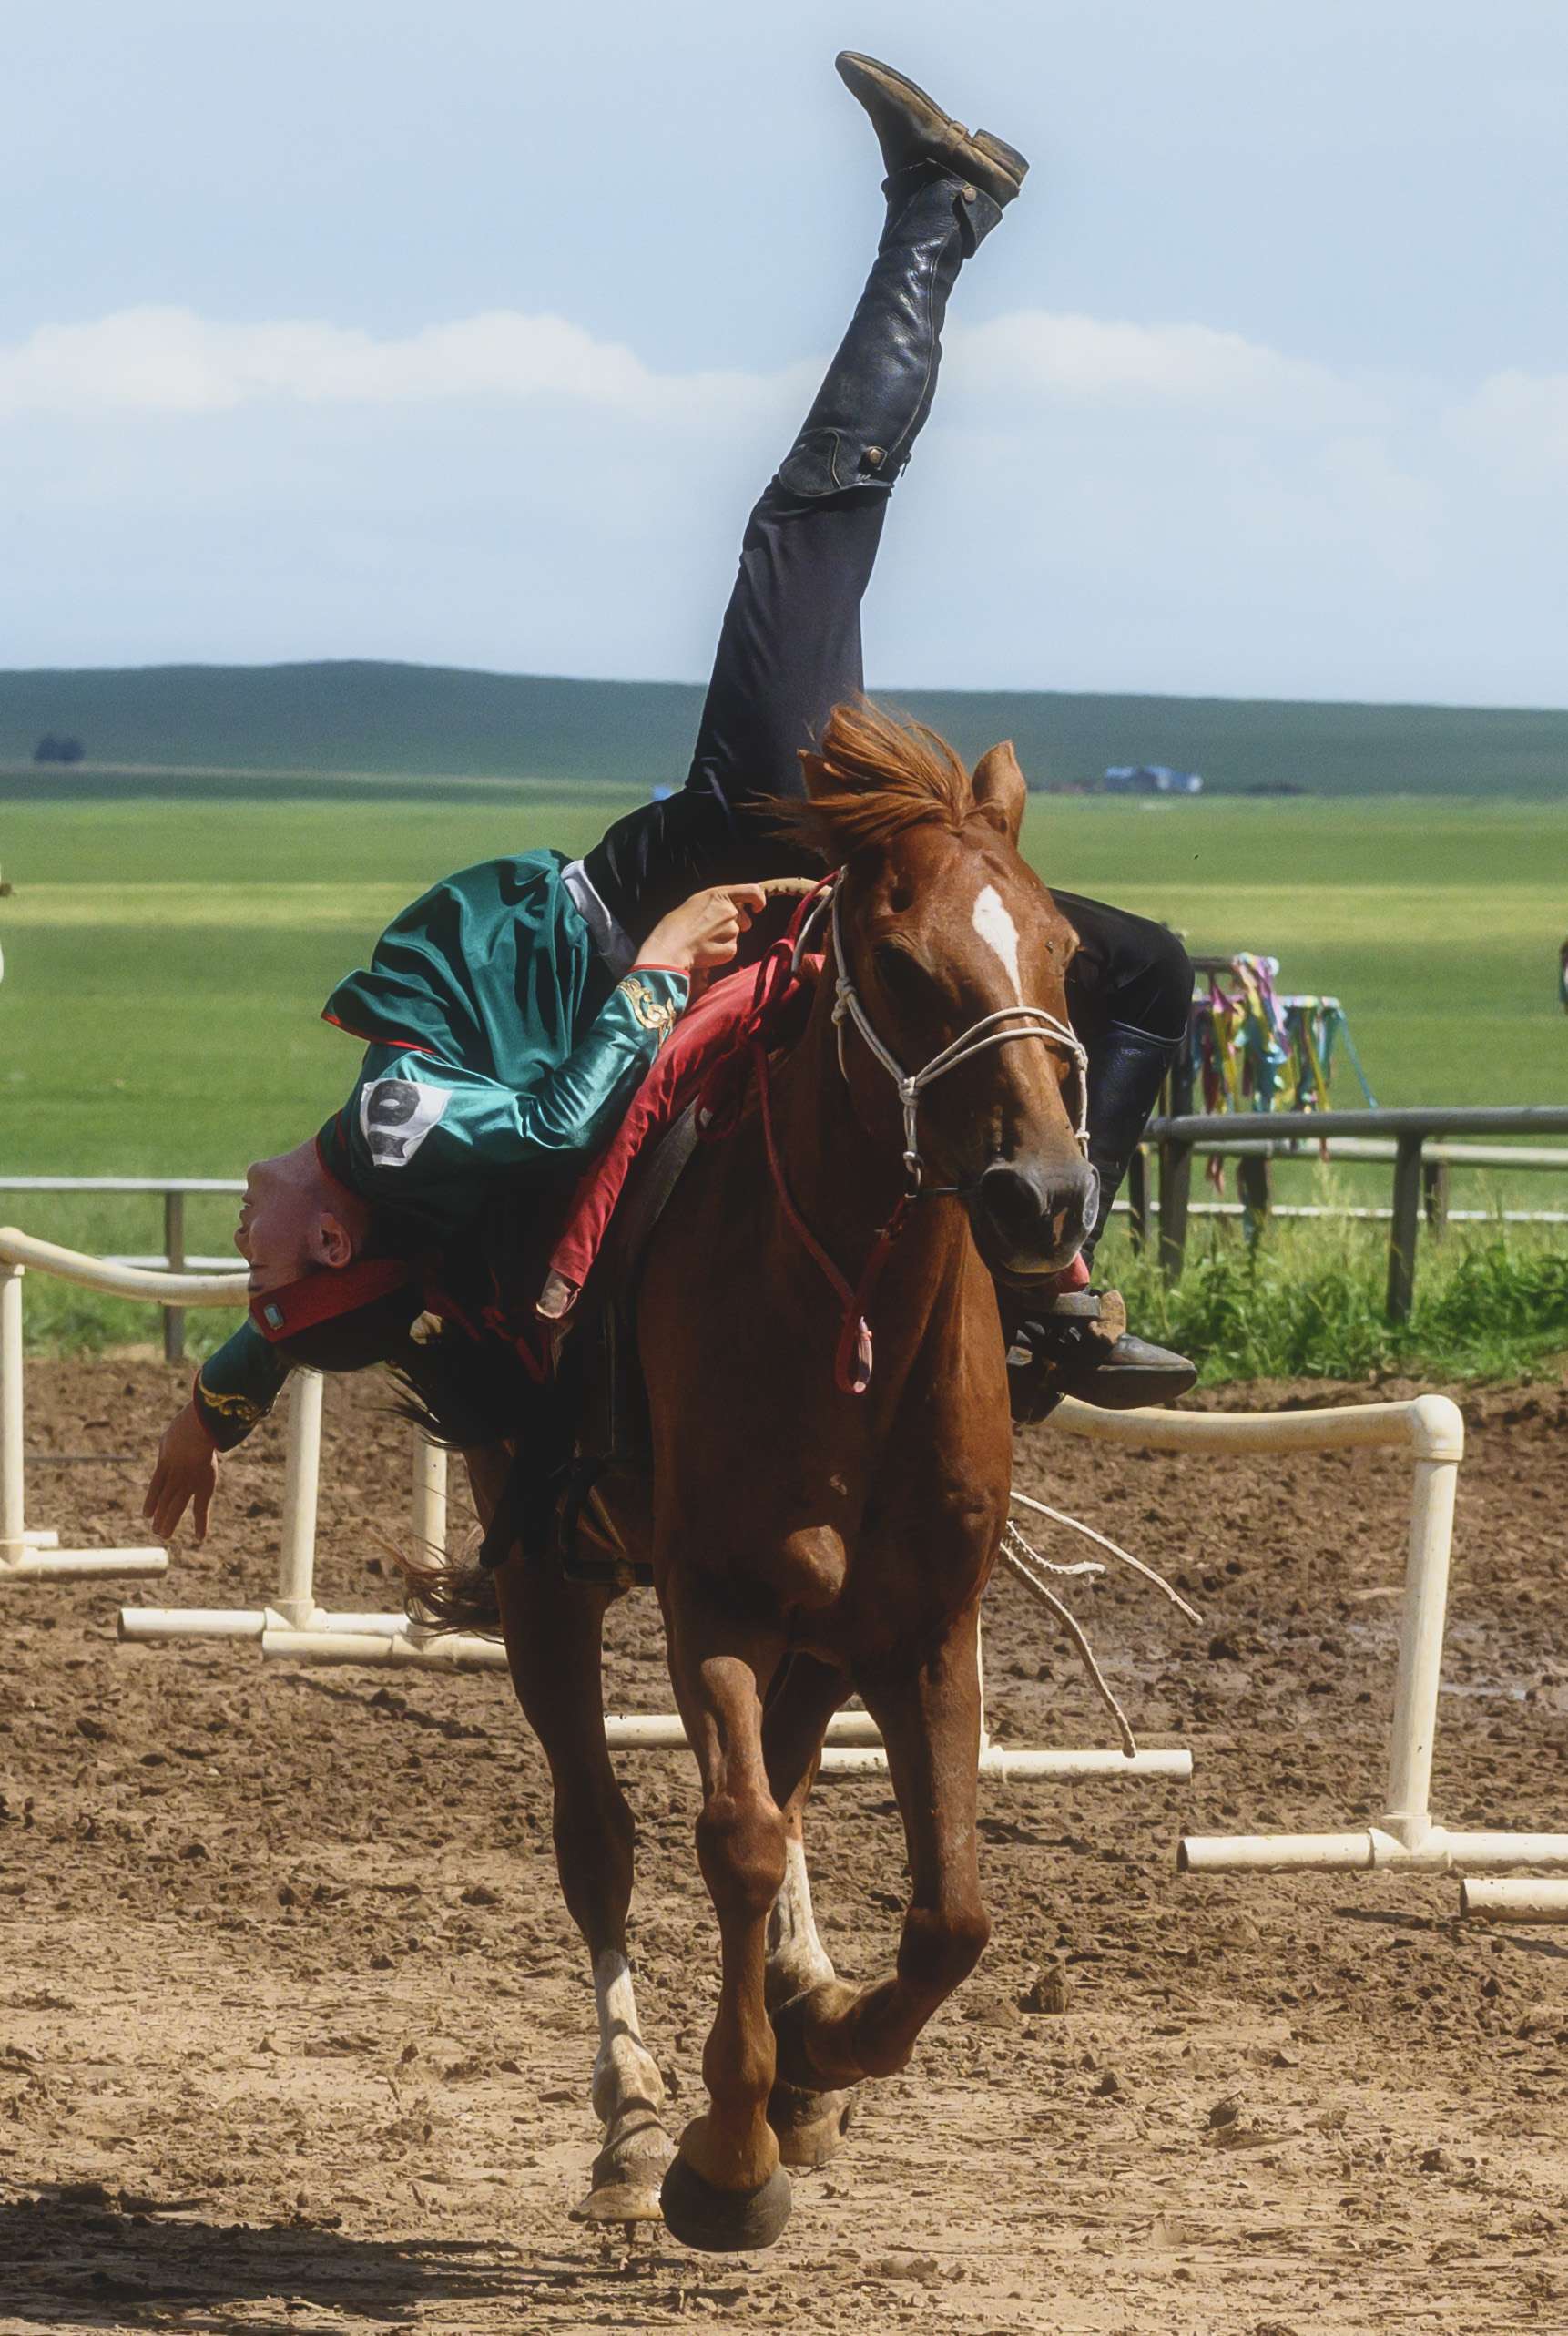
[1132,1107,1568,1320]
[0,1178,245,1362]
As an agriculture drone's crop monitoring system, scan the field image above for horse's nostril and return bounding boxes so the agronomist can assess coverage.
[977,1161,1048,1247]
[977,1158,1095,1260]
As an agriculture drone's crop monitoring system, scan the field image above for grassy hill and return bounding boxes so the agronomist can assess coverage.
[2,660,1566,797]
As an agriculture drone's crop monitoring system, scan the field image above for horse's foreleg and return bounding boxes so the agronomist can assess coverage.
[659,1605,793,2253]
[771,1601,992,2093]
[766,1807,837,2011]
[494,1557,674,2224]
[759,1656,857,2170]
[761,1651,845,2011]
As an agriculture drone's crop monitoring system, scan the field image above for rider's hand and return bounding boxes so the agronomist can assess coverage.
[637,885,767,977]
[142,1401,220,1543]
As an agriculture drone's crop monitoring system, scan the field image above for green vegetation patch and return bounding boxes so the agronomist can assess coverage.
[1104,1221,1568,1387]
[3,784,1564,1375]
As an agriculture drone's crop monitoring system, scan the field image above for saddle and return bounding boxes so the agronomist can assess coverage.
[555,1101,704,1588]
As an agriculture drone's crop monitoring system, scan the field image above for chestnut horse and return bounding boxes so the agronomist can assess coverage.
[492,704,1093,2253]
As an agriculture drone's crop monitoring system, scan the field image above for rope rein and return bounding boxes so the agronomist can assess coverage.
[828,881,1090,1196]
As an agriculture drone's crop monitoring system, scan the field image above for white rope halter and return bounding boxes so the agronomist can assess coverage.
[804,875,1091,1195]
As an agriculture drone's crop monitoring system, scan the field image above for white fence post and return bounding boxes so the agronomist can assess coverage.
[1382,1401,1462,1848]
[1,1262,26,1567]
[412,1437,448,1561]
[273,1371,323,1629]
[1114,1392,1568,1882]
[0,1249,167,1583]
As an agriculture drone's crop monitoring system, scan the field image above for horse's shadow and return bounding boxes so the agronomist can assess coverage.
[0,2185,683,2332]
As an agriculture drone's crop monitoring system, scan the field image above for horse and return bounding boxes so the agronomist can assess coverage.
[485,702,1094,2253]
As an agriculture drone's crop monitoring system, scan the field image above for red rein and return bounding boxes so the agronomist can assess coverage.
[700,882,912,1397]
[752,1031,911,1395]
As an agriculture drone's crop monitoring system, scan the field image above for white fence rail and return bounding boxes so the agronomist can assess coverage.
[1055,1397,1568,1898]
[16,1129,1568,1366]
[1,1225,1188,1785]
[0,1178,247,1363]
[9,1224,1566,1907]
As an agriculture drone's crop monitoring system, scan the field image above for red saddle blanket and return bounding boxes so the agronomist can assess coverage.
[542,955,817,1314]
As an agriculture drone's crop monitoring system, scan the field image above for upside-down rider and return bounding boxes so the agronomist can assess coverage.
[144,50,1196,1545]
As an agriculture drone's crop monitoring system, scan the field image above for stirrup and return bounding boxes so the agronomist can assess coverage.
[1007,1289,1196,1424]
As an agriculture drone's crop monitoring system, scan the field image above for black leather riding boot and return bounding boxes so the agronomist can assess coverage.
[1081,1021,1182,1270]
[579,56,1027,944]
[774,52,1026,501]
[1005,1023,1198,1423]
[774,162,1006,502]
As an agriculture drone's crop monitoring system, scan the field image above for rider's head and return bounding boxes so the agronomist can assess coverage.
[237,1142,425,1371]
[237,1142,370,1293]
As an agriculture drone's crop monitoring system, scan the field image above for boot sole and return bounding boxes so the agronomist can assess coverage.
[836,50,1029,205]
[1065,1364,1199,1412]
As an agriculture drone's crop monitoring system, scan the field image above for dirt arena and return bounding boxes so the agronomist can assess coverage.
[3,1359,1565,2335]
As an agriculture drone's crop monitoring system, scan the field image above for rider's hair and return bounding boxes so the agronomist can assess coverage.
[386,1316,539,1454]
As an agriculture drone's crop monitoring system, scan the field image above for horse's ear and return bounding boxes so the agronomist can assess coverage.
[799,750,833,800]
[972,740,1027,842]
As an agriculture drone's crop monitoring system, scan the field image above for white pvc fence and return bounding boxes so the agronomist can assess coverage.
[123,1363,1186,1781]
[7,1221,1566,1910]
[1057,1398,1568,1895]
[0,1232,201,1581]
[1,1225,1187,1786]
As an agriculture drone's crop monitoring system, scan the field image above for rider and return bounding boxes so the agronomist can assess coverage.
[144,50,1195,1542]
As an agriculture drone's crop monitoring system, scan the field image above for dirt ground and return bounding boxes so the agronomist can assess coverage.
[3,1358,1566,2336]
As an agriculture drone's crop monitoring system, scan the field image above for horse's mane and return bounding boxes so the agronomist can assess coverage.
[779,699,980,861]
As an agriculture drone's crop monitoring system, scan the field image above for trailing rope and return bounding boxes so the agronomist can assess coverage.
[1008,1488,1202,1624]
[1000,1494,1204,1762]
[1003,1517,1138,1759]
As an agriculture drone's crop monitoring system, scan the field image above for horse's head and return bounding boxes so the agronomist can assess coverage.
[791,702,1094,1281]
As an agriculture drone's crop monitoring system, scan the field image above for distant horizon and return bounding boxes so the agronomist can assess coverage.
[3,658,1563,800]
[4,654,1566,723]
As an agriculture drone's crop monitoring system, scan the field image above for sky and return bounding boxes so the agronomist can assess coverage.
[3,0,1566,706]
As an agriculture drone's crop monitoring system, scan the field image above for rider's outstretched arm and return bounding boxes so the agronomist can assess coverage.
[143,1321,290,1540]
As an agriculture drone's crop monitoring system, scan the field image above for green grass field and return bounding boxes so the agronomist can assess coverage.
[3,784,1565,1365]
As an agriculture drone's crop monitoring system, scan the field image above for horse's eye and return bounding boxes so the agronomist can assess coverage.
[872,942,938,1010]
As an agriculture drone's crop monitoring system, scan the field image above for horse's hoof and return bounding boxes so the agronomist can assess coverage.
[769,1978,860,2091]
[659,2156,793,2254]
[767,2079,857,2171]
[572,2176,666,2226]
[572,2129,676,2227]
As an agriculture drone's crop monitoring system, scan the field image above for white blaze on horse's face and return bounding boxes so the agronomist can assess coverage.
[971,882,1024,1005]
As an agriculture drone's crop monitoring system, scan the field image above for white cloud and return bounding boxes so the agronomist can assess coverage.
[0,301,1377,432]
[1,301,1566,700]
[1448,367,1568,481]
[949,309,1365,427]
[0,304,794,430]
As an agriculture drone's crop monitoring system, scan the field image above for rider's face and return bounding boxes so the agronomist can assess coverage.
[235,1158,331,1294]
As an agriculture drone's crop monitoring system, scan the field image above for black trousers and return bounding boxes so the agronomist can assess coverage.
[585,479,1190,1053]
